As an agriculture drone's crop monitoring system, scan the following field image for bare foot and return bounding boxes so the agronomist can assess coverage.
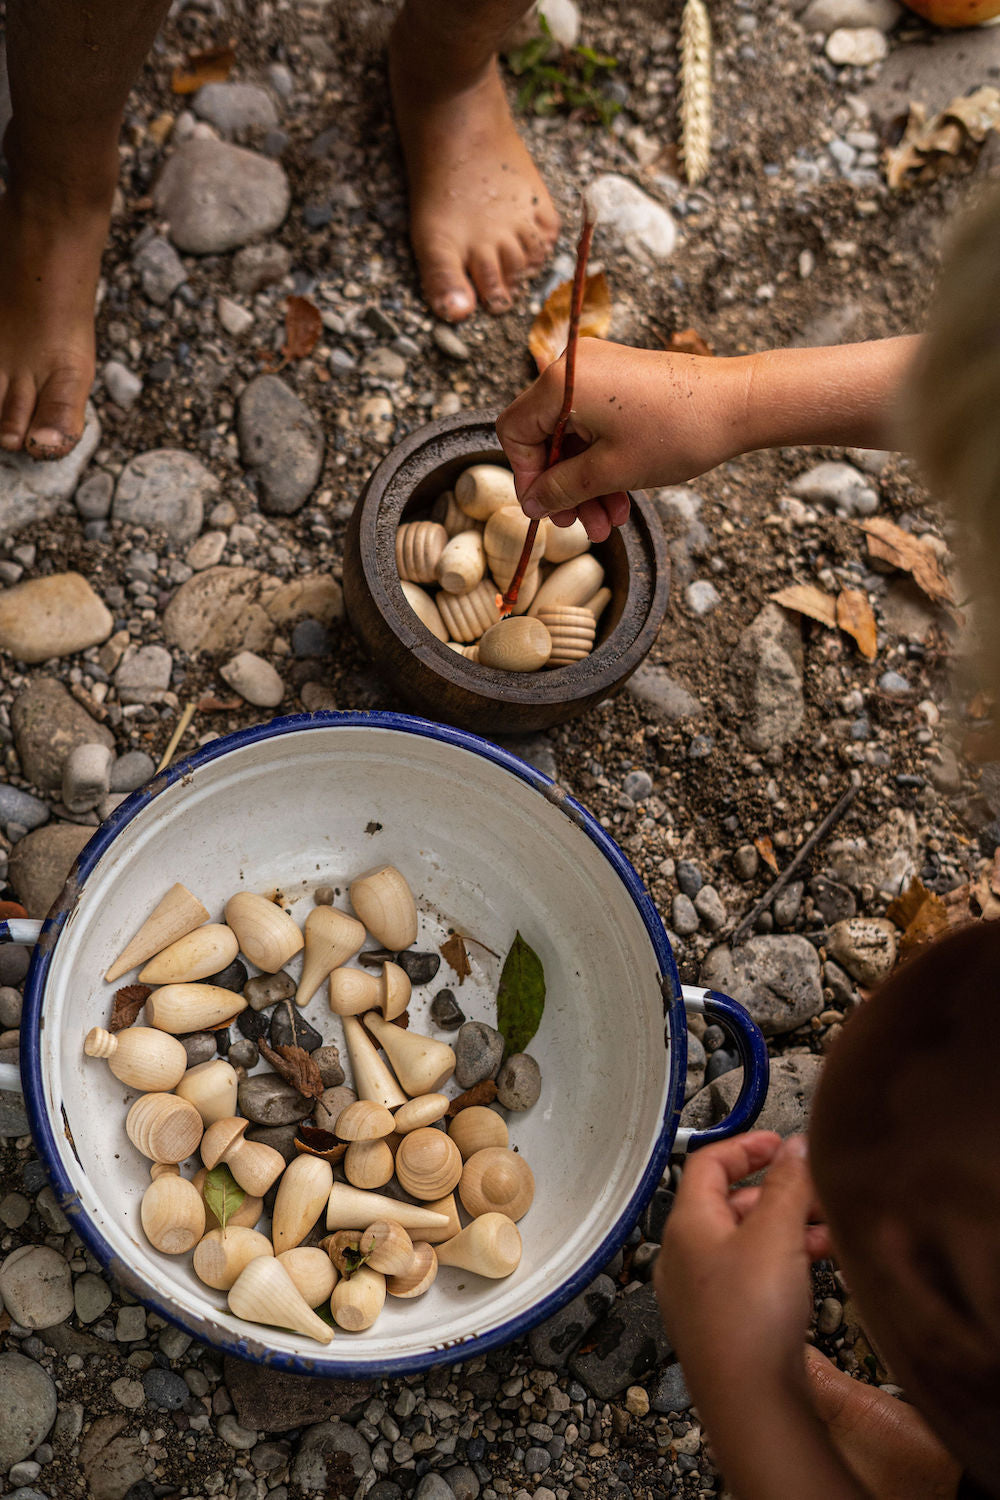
[805,1346,961,1500]
[388,17,560,322]
[0,162,109,460]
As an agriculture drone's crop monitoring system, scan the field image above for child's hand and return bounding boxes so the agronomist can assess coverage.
[495,340,749,539]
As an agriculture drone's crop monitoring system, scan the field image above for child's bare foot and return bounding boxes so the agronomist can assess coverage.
[388,15,559,323]
[0,166,109,460]
[805,1346,961,1500]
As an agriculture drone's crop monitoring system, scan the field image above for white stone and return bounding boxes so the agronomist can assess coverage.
[113,449,220,542]
[800,0,901,32]
[538,0,581,48]
[103,360,143,411]
[790,461,878,517]
[186,530,228,570]
[62,743,114,813]
[154,138,290,255]
[686,580,721,617]
[220,650,285,707]
[586,174,677,261]
[115,644,174,704]
[0,403,101,539]
[217,296,254,337]
[825,26,888,65]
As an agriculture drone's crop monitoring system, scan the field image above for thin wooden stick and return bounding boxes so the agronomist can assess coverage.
[155,701,197,775]
[500,200,597,615]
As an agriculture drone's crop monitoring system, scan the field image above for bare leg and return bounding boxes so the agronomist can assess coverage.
[805,1347,962,1500]
[0,0,170,458]
[388,0,560,322]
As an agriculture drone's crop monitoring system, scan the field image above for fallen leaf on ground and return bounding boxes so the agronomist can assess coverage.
[968,690,994,721]
[754,834,778,874]
[991,850,1000,900]
[664,327,713,357]
[171,43,236,94]
[885,87,1000,189]
[529,271,612,373]
[972,872,1000,923]
[257,1039,325,1099]
[887,876,933,930]
[860,518,954,607]
[281,296,323,364]
[836,588,877,660]
[900,893,948,954]
[197,694,243,713]
[771,584,838,629]
[109,984,152,1032]
[440,933,471,983]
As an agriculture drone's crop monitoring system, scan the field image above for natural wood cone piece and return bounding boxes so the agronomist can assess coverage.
[138,924,240,985]
[201,1117,286,1196]
[276,1247,337,1308]
[348,866,417,950]
[193,1226,274,1291]
[341,1015,408,1109]
[434,1212,522,1278]
[225,892,304,973]
[331,1264,385,1331]
[84,1025,188,1093]
[105,883,210,983]
[296,906,367,1007]
[271,1153,334,1253]
[125,1092,204,1165]
[364,1012,456,1096]
[140,1173,206,1254]
[325,1182,450,1233]
[436,530,487,595]
[175,1059,239,1126]
[144,983,247,1034]
[227,1255,335,1345]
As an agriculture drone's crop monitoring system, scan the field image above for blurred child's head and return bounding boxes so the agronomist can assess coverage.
[809,922,1000,1492]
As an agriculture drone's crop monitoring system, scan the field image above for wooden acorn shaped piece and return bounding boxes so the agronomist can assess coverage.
[84,1025,188,1093]
[484,505,547,594]
[140,1172,206,1254]
[331,1264,385,1331]
[328,967,381,1016]
[431,488,472,538]
[534,605,597,666]
[344,1138,395,1190]
[341,1014,408,1110]
[336,1100,396,1141]
[326,1182,450,1233]
[296,906,367,1008]
[201,1117,286,1196]
[175,1059,239,1126]
[455,463,517,521]
[276,1247,337,1308]
[400,580,449,642]
[394,1126,463,1201]
[349,865,417,950]
[395,520,448,585]
[437,578,500,643]
[138,924,240,985]
[224,892,303,974]
[144,983,247,1034]
[459,1146,535,1221]
[271,1153,334,1253]
[434,1212,522,1278]
[379,961,410,1021]
[394,1093,449,1134]
[364,1012,456,1097]
[436,530,487,595]
[477,616,552,673]
[105,883,210,983]
[387,1241,438,1298]
[360,1219,415,1276]
[228,1255,335,1345]
[192,1167,263,1232]
[448,1105,509,1160]
[126,1092,204,1165]
[541,515,591,563]
[193,1226,274,1291]
[528,553,605,616]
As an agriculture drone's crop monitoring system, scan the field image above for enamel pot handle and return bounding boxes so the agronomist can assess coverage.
[673,985,769,1154]
[0,919,44,1095]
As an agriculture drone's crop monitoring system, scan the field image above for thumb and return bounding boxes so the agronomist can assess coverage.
[519,441,616,520]
[752,1136,815,1234]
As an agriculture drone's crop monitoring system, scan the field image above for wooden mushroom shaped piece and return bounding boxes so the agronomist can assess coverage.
[276,1247,337,1308]
[201,1117,285,1196]
[348,865,417,951]
[194,1226,273,1291]
[341,1015,407,1110]
[175,1058,239,1126]
[126,1092,204,1165]
[434,1212,522,1278]
[459,1147,535,1222]
[144,983,247,1034]
[296,906,367,1008]
[138,924,240,985]
[328,966,381,1017]
[105,883,209,983]
[477,617,551,673]
[140,1173,206,1254]
[331,1265,385,1331]
[344,1139,395,1190]
[271,1153,335,1253]
[336,1100,396,1141]
[326,1182,450,1234]
[379,961,411,1021]
[387,1241,438,1298]
[394,1126,463,1201]
[364,1012,456,1096]
[224,892,303,974]
[228,1255,335,1344]
[84,1025,188,1093]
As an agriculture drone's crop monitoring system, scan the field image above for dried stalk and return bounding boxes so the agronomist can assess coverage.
[155,701,196,774]
[500,200,597,615]
[680,0,712,187]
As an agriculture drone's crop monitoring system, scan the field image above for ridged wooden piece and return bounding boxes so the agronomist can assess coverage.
[437,579,500,643]
[140,1174,206,1254]
[224,892,303,974]
[364,1013,456,1096]
[349,865,417,950]
[144,983,247,1034]
[395,520,448,584]
[386,1241,438,1297]
[448,1105,509,1160]
[228,1256,335,1344]
[534,605,596,666]
[459,1146,535,1221]
[105,883,210,983]
[484,506,547,593]
[326,1182,450,1233]
[84,1025,188,1093]
[175,1059,239,1126]
[276,1247,337,1308]
[271,1154,334,1253]
[400,580,448,642]
[138,924,240,985]
[394,1127,463,1201]
[455,464,517,521]
[477,617,552,673]
[446,641,480,661]
[296,906,367,1007]
[331,1265,385,1331]
[193,1226,273,1291]
[436,530,487,595]
[434,1212,522,1278]
[528,554,605,617]
[126,1092,204,1165]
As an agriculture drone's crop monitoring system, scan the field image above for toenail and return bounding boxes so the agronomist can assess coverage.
[435,291,473,321]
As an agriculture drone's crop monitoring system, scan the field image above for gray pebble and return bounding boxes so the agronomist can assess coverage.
[232,242,292,296]
[430,989,465,1030]
[113,449,217,543]
[733,844,760,881]
[396,950,441,986]
[269,1007,322,1052]
[115,1304,146,1342]
[245,971,296,1010]
[291,618,331,658]
[109,750,156,793]
[181,1033,218,1067]
[227,1039,259,1070]
[314,1084,357,1132]
[238,375,324,515]
[312,1044,345,1087]
[671,893,699,936]
[702,1024,725,1052]
[103,360,143,411]
[193,82,278,139]
[413,1477,453,1500]
[433,325,470,361]
[142,1367,189,1410]
[686,579,721,616]
[238,1072,314,1126]
[218,1413,259,1450]
[73,1272,112,1324]
[75,470,115,520]
[454,1021,504,1089]
[772,880,804,927]
[0,1353,57,1471]
[495,1052,541,1111]
[650,1361,692,1414]
[878,670,911,697]
[0,785,49,834]
[61,742,113,814]
[244,1122,300,1163]
[809,875,856,924]
[133,235,186,305]
[817,1296,843,1335]
[0,1245,74,1329]
[622,770,653,802]
[705,1047,740,1083]
[114,645,173,705]
[204,958,248,993]
[693,885,726,931]
[676,860,702,896]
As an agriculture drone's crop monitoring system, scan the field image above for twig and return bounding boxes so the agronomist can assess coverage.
[727,781,860,947]
[155,701,197,775]
[500,198,597,615]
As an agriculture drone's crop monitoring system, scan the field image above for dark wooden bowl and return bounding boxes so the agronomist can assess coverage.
[343,409,670,736]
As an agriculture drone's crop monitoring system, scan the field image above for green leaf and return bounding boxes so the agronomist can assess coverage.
[496,931,546,1058]
[203,1164,245,1233]
[314,1300,337,1327]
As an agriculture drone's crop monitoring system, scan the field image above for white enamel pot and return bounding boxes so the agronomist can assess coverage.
[0,713,768,1376]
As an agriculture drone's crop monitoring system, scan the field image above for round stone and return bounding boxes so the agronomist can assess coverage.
[244,971,296,1010]
[109,750,156,793]
[0,574,112,663]
[220,650,285,708]
[395,951,441,986]
[622,770,653,803]
[238,1072,314,1125]
[113,450,218,543]
[237,375,324,515]
[181,1033,217,1066]
[495,1052,541,1111]
[0,1245,74,1329]
[454,1021,504,1090]
[430,990,465,1030]
[74,1272,112,1324]
[0,1353,57,1471]
[142,1368,190,1410]
[154,138,290,254]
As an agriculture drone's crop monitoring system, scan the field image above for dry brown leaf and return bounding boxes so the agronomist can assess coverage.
[972,872,1000,923]
[257,1039,325,1100]
[529,271,612,374]
[990,850,1000,900]
[944,86,1000,142]
[446,1079,499,1117]
[665,327,713,357]
[836,588,877,661]
[109,984,152,1033]
[968,690,994,721]
[281,296,322,364]
[171,43,236,95]
[860,518,954,607]
[440,933,472,983]
[771,584,838,629]
[885,88,1000,189]
[294,1124,348,1163]
[754,835,778,874]
[887,876,934,931]
[197,694,243,713]
[900,895,949,954]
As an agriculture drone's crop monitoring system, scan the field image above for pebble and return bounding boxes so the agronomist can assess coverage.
[878,670,911,697]
[772,879,804,927]
[0,1352,57,1471]
[0,573,112,663]
[111,1377,146,1409]
[0,404,101,539]
[108,751,155,794]
[154,139,291,254]
[676,860,702,897]
[217,296,254,337]
[232,243,292,295]
[74,1272,112,1324]
[414,1477,453,1500]
[672,893,699,936]
[570,1284,673,1398]
[817,1297,844,1336]
[292,1420,372,1491]
[0,987,23,1029]
[686,580,721,616]
[625,1385,650,1417]
[809,874,856,924]
[238,1072,314,1125]
[220,650,285,708]
[650,1362,692,1414]
[114,647,173,709]
[61,743,113,813]
[430,990,465,1029]
[528,1274,617,1368]
[116,1304,147,1342]
[790,461,878,517]
[238,375,325,514]
[358,394,395,445]
[103,360,143,411]
[228,1038,259,1070]
[113,449,218,543]
[538,0,581,46]
[586,174,677,260]
[733,603,804,752]
[142,1368,189,1410]
[454,1021,504,1089]
[133,235,187,306]
[494,1052,541,1111]
[291,618,330,657]
[395,950,441,985]
[433,325,470,361]
[0,1245,74,1329]
[269,1007,323,1052]
[623,770,653,802]
[312,1044,345,1087]
[0,786,49,834]
[700,935,823,1036]
[218,1414,259,1450]
[800,0,900,30]
[184,532,227,575]
[245,971,296,1010]
[825,916,898,985]
[825,25,888,64]
[193,82,278,138]
[314,1084,357,1131]
[361,348,407,382]
[181,1032,218,1066]
[693,885,727,931]
[75,470,114,521]
[733,844,759,882]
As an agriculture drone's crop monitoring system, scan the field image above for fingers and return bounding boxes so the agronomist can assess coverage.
[576,497,613,543]
[667,1132,784,1237]
[496,359,568,495]
[750,1136,817,1238]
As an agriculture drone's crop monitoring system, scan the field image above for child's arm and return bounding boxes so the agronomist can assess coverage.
[495,337,919,540]
[655,1132,871,1500]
